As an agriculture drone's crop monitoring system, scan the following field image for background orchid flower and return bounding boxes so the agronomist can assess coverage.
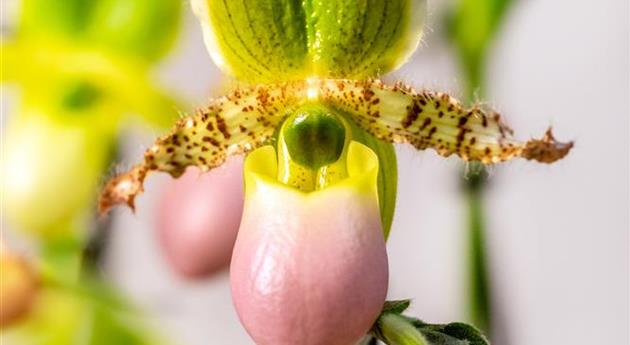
[1,0,181,241]
[1,1,184,342]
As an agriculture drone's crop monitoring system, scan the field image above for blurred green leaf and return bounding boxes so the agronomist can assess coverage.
[382,299,412,314]
[2,278,168,345]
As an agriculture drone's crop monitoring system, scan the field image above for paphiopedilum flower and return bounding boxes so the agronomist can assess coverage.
[99,1,573,344]
[98,80,571,344]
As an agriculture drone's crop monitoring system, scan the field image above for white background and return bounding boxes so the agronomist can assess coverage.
[3,1,629,344]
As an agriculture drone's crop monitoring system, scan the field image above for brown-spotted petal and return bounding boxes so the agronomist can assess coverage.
[314,79,573,164]
[99,81,308,214]
[99,78,572,214]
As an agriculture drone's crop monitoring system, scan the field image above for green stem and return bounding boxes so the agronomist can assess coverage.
[39,228,84,284]
[464,162,491,333]
[461,54,492,334]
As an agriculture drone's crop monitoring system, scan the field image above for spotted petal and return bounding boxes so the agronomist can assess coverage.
[99,82,306,213]
[315,79,573,164]
[99,79,572,214]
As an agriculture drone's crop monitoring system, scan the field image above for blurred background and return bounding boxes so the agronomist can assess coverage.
[1,0,628,344]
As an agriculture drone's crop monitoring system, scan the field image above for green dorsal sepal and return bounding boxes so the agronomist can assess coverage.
[192,0,426,82]
[278,104,350,192]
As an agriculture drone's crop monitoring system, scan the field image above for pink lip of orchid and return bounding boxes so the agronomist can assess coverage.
[157,156,244,279]
[231,142,388,345]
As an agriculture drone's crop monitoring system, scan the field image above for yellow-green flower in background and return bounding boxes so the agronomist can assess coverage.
[2,0,182,237]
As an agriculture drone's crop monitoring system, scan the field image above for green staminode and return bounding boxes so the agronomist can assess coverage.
[277,104,350,192]
[282,104,346,170]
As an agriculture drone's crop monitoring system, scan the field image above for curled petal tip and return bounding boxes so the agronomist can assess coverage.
[522,128,574,163]
[97,83,295,216]
[98,166,148,216]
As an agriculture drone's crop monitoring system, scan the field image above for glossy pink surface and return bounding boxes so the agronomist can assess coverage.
[157,156,244,278]
[231,182,388,345]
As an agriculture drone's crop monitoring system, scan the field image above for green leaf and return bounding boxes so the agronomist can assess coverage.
[382,299,412,314]
[192,0,426,82]
[371,300,490,345]
[377,313,429,345]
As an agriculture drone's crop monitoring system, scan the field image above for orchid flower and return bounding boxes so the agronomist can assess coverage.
[100,1,572,344]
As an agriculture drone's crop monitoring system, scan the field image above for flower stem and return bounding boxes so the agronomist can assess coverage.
[463,161,491,333]
[460,60,492,334]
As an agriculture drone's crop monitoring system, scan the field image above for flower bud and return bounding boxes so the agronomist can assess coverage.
[231,142,388,345]
[157,156,244,278]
